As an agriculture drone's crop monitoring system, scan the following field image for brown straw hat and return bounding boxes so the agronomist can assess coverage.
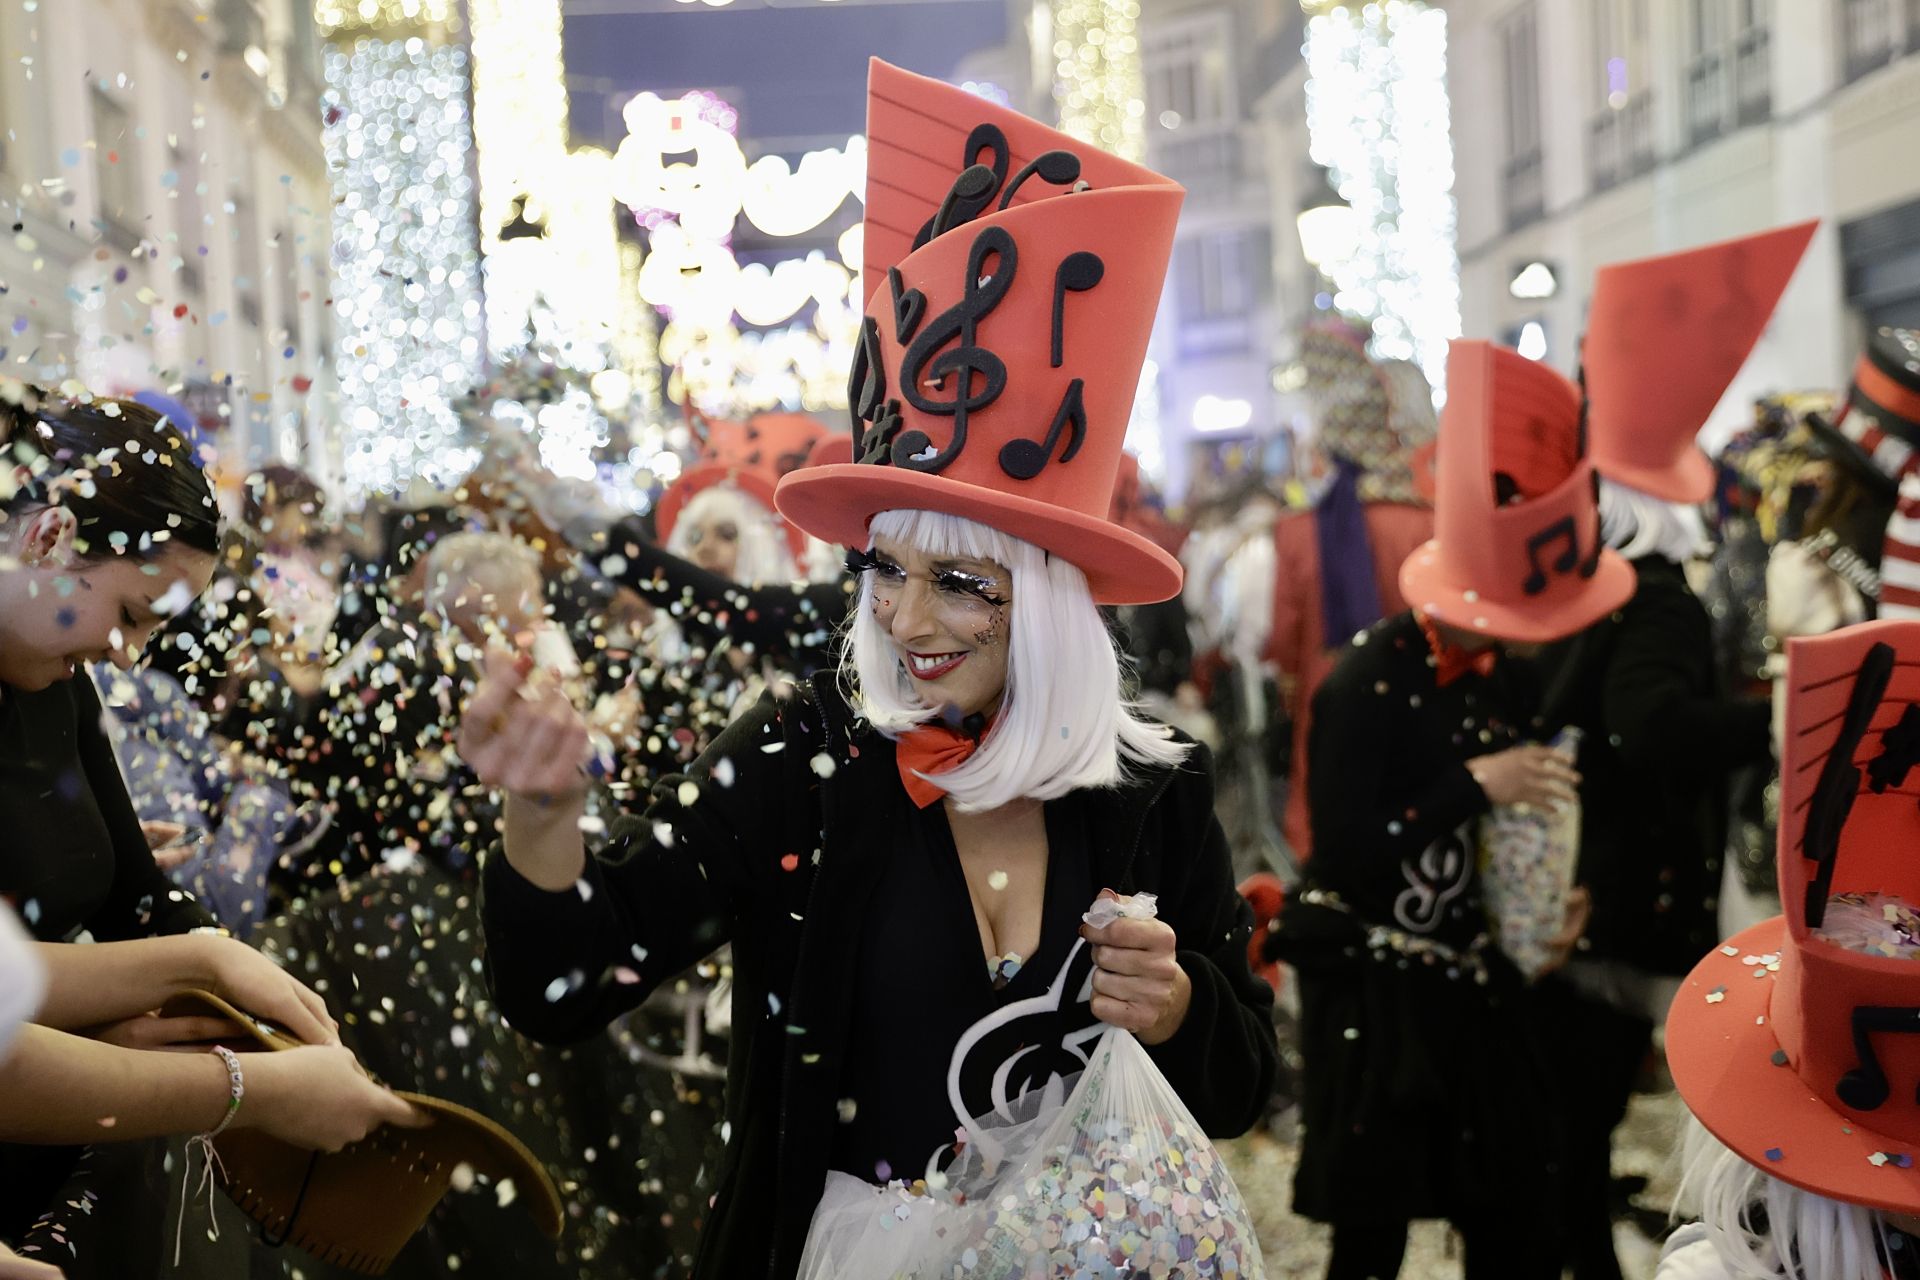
[159,989,564,1274]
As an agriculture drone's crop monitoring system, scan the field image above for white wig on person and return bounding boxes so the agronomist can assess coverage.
[1672,1115,1899,1280]
[1599,475,1709,564]
[666,483,796,586]
[844,508,1190,814]
[422,530,541,618]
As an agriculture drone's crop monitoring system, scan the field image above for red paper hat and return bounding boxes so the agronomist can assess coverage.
[775,59,1185,606]
[1398,340,1634,643]
[1585,221,1817,503]
[658,411,828,559]
[1669,621,1920,1213]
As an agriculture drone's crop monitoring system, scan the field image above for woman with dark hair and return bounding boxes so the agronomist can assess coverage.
[0,388,414,1276]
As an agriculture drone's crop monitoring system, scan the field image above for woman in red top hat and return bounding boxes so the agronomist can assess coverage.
[1661,620,1920,1280]
[1273,337,1635,1279]
[461,61,1277,1280]
[1532,222,1814,1280]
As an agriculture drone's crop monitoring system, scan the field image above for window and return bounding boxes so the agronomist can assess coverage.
[1685,0,1770,144]
[1146,27,1228,131]
[1592,0,1652,113]
[1174,228,1269,351]
[172,143,205,294]
[1836,0,1920,80]
[91,89,140,250]
[1501,6,1545,229]
[230,190,262,329]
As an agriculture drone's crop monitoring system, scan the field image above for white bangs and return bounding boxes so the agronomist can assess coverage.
[844,508,1189,813]
[667,484,796,586]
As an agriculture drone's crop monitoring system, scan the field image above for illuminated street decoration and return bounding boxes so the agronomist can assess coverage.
[1051,0,1147,162]
[1305,0,1461,398]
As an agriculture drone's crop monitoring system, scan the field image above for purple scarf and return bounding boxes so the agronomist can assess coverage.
[1314,457,1385,649]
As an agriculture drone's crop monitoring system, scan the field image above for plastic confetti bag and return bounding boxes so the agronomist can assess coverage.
[798,894,1264,1280]
[1477,727,1582,982]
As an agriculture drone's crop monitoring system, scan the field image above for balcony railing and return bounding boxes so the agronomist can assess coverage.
[1734,25,1773,125]
[1503,148,1544,230]
[1686,51,1727,147]
[1588,91,1655,193]
[1842,0,1896,82]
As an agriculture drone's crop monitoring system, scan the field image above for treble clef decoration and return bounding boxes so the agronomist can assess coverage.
[892,226,1017,473]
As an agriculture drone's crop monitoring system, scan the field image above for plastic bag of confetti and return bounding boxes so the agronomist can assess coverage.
[1478,727,1583,982]
[798,894,1264,1280]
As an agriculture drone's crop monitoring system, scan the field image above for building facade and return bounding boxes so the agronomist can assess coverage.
[1450,0,1920,443]
[0,0,332,472]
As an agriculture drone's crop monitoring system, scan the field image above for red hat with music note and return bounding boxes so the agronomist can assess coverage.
[1397,340,1635,643]
[1584,220,1817,503]
[774,59,1186,605]
[658,410,829,559]
[1668,620,1920,1213]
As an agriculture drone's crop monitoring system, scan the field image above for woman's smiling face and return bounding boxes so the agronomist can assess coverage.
[866,534,1013,720]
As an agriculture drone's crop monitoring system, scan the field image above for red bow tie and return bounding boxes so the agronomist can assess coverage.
[1417,613,1499,688]
[896,717,992,808]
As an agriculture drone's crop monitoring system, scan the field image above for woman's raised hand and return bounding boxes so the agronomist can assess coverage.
[458,647,593,802]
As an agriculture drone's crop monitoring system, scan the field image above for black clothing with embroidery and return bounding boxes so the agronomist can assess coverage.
[480,674,1277,1280]
[829,789,1098,1184]
[1274,610,1563,1233]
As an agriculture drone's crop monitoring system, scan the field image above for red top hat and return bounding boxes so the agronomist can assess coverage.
[657,411,828,559]
[1820,327,1920,485]
[1585,221,1817,503]
[774,59,1185,605]
[1669,621,1920,1214]
[1398,340,1634,643]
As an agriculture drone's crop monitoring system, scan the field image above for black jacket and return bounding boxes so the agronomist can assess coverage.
[480,674,1277,1280]
[1536,555,1771,975]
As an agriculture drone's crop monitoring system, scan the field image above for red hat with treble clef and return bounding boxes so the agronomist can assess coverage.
[1668,621,1920,1214]
[773,59,1185,605]
[1396,340,1635,643]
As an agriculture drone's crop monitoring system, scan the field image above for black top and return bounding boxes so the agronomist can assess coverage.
[0,675,217,942]
[1535,555,1772,975]
[591,520,853,677]
[1297,610,1521,964]
[480,674,1277,1280]
[829,791,1096,1184]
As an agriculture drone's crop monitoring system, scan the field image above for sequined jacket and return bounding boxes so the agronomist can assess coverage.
[480,672,1278,1280]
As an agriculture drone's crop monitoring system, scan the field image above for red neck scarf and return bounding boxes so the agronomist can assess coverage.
[896,714,994,808]
[1416,611,1499,688]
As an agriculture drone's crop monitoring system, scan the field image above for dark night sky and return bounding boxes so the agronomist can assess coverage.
[561,2,1011,150]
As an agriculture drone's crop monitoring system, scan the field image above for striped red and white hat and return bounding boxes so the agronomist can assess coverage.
[1833,331,1920,615]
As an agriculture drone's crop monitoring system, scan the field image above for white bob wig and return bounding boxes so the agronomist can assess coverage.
[1599,476,1708,565]
[666,483,796,586]
[844,508,1190,813]
[1672,1115,1905,1280]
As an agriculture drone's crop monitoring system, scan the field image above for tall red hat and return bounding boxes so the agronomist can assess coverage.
[1669,621,1920,1214]
[1398,340,1635,643]
[658,411,828,559]
[1585,220,1817,503]
[774,59,1186,605]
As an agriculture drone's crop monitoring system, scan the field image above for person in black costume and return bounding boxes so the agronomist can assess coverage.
[462,62,1278,1280]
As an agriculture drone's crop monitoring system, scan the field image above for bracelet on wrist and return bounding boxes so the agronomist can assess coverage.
[206,1045,244,1138]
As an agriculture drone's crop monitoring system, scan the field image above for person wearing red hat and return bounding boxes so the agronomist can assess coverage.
[1527,222,1814,1280]
[1659,620,1920,1280]
[1272,337,1636,1279]
[1266,318,1437,867]
[1807,328,1920,618]
[460,60,1277,1280]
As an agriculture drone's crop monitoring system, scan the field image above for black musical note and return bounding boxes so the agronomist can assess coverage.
[846,316,887,457]
[997,150,1083,212]
[1520,516,1580,595]
[1049,252,1104,370]
[999,380,1086,481]
[913,125,1010,249]
[889,267,925,344]
[1803,641,1896,929]
[1836,1005,1920,1111]
[893,226,1017,474]
[857,400,906,466]
[1869,704,1920,793]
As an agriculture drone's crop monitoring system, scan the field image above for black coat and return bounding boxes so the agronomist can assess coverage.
[1536,556,1771,975]
[480,673,1278,1280]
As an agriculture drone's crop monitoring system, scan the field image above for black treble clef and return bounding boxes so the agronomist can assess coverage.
[893,226,1017,474]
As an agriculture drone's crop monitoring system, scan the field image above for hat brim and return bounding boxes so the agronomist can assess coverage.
[1805,412,1902,504]
[775,464,1184,605]
[1396,540,1636,643]
[657,462,807,560]
[1667,918,1920,1215]
[1600,448,1716,505]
